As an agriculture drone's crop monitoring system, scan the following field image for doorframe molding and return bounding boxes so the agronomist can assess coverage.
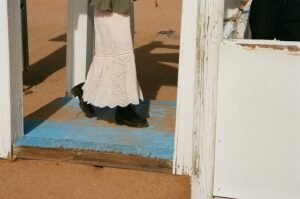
[0,0,24,159]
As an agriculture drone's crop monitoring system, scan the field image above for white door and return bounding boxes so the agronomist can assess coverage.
[214,39,300,199]
[1,0,200,172]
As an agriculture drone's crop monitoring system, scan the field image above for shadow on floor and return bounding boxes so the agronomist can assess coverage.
[23,45,66,87]
[135,41,179,100]
[23,33,67,87]
[24,33,179,100]
[23,34,179,132]
[24,97,72,134]
[24,97,153,134]
[49,33,67,42]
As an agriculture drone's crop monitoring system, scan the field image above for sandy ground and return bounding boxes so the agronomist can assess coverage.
[0,0,190,198]
[0,159,189,199]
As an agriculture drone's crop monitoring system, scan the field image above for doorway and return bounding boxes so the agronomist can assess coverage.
[14,0,183,173]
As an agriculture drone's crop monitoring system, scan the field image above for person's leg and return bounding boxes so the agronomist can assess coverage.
[116,105,148,128]
[249,0,284,39]
[83,8,144,107]
[279,0,300,41]
[82,7,148,127]
[71,83,94,118]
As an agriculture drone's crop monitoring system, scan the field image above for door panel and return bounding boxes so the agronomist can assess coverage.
[214,40,300,199]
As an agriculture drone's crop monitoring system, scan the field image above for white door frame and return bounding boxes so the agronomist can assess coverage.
[0,0,225,198]
[0,0,24,159]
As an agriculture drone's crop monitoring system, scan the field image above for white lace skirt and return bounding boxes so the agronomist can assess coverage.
[82,8,143,108]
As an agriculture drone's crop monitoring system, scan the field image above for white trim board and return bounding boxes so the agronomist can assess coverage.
[0,0,12,158]
[173,0,198,176]
[190,0,225,198]
[66,0,90,96]
[0,0,23,158]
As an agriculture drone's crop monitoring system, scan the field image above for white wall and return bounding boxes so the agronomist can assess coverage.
[214,40,300,199]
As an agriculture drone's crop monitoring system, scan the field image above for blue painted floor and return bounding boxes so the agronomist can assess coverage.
[15,98,176,161]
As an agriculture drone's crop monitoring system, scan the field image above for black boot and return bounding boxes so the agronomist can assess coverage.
[71,83,94,118]
[115,105,149,128]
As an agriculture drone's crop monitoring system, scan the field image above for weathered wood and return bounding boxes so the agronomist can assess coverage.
[173,0,245,176]
[0,0,24,159]
[191,0,224,198]
[14,146,172,173]
[173,0,198,176]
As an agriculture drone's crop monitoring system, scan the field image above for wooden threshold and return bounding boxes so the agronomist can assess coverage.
[13,146,172,173]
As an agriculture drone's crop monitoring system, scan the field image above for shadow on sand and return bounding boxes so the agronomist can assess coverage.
[24,34,179,128]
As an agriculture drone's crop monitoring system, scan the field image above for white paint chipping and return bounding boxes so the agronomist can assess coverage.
[174,0,245,177]
[191,0,224,198]
[173,0,198,176]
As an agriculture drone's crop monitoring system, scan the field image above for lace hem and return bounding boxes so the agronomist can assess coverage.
[82,53,144,108]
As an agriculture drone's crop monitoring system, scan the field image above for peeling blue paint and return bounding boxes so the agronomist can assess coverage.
[16,98,176,161]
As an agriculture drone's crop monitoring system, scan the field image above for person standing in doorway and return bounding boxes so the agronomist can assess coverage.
[71,0,149,128]
[249,0,300,41]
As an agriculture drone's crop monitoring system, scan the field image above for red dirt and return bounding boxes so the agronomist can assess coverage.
[0,159,190,199]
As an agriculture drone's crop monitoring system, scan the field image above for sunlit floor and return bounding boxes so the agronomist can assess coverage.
[9,0,190,198]
[16,97,176,169]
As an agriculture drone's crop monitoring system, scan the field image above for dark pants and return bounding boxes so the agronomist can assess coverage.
[250,0,300,41]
